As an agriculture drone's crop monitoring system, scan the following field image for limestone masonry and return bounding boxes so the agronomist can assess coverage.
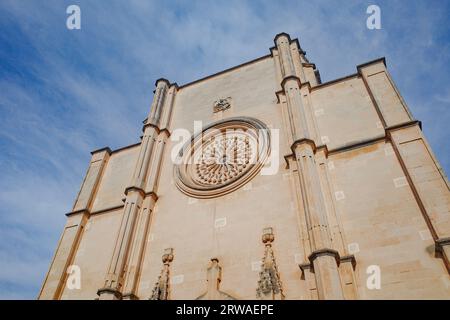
[39,33,450,300]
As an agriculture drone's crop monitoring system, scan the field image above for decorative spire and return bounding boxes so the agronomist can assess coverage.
[257,227,285,300]
[149,248,174,300]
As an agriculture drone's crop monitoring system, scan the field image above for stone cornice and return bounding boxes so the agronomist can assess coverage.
[328,134,386,156]
[308,248,341,266]
[299,252,356,273]
[90,147,112,155]
[65,204,127,217]
[298,262,313,273]
[124,187,159,201]
[290,138,317,154]
[152,79,178,93]
[97,287,122,300]
[122,292,139,300]
[65,208,89,217]
[299,81,312,91]
[91,205,124,216]
[283,120,422,168]
[283,143,328,169]
[357,57,387,73]
[272,32,306,55]
[154,78,171,87]
[142,122,171,137]
[142,122,160,133]
[275,90,284,104]
[145,191,159,202]
[307,57,386,92]
[283,153,294,169]
[158,128,171,138]
[310,73,359,91]
[177,54,271,90]
[281,75,302,88]
[124,186,146,197]
[385,120,422,133]
[340,254,357,269]
[273,32,291,44]
[435,237,450,251]
[112,142,142,154]
[277,80,312,98]
[90,143,141,157]
[302,63,316,69]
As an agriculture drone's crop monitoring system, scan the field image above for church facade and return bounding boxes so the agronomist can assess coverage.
[39,33,450,300]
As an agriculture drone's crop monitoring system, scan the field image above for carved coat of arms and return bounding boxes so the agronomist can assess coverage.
[213,97,231,113]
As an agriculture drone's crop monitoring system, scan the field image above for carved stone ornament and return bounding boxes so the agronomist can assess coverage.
[213,97,231,113]
[174,117,271,199]
[256,228,285,300]
[149,248,174,300]
[196,258,236,300]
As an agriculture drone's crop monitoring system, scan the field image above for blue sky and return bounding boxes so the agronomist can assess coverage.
[0,0,449,299]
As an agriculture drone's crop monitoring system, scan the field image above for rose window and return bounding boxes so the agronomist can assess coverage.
[174,117,271,199]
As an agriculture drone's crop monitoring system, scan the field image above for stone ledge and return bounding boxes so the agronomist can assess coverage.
[357,57,387,73]
[281,75,302,89]
[436,237,450,251]
[122,292,139,300]
[308,248,340,266]
[90,147,112,155]
[299,250,357,274]
[65,208,89,217]
[142,122,171,137]
[97,287,122,300]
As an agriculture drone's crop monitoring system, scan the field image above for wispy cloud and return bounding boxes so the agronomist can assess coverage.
[0,0,449,299]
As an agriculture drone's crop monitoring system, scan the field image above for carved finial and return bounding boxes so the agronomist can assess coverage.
[257,228,285,300]
[149,248,174,300]
[262,227,274,244]
[162,248,174,264]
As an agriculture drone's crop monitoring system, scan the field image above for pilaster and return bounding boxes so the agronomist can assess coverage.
[39,148,110,299]
[148,78,170,128]
[358,59,413,127]
[122,194,157,298]
[98,189,144,299]
[388,123,450,273]
[98,79,177,299]
[362,58,450,273]
[146,130,170,193]
[274,33,345,299]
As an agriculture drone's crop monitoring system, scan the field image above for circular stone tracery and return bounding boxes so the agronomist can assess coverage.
[174,117,271,199]
[195,133,251,185]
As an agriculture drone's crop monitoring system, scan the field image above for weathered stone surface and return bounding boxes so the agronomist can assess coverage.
[39,33,450,300]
